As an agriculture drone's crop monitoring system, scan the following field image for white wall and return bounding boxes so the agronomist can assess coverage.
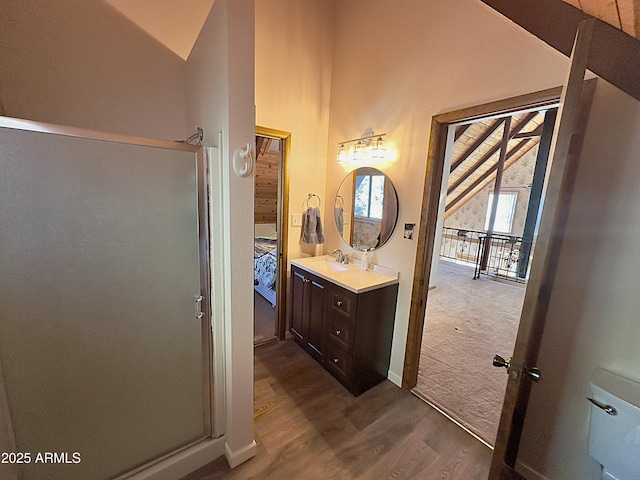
[1,0,257,472]
[324,0,569,386]
[255,0,334,260]
[186,0,257,468]
[0,0,186,140]
[516,79,640,480]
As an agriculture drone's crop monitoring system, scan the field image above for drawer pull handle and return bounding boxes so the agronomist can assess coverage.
[333,358,339,363]
[335,330,341,336]
[337,300,343,306]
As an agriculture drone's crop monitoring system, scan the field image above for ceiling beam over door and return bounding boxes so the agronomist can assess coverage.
[446,111,538,196]
[450,118,505,174]
[445,138,533,213]
[481,0,640,101]
[454,124,471,142]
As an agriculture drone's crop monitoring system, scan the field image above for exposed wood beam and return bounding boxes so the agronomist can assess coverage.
[445,139,533,213]
[517,108,557,278]
[481,117,512,269]
[450,118,505,174]
[513,124,543,139]
[454,124,471,142]
[481,0,640,101]
[447,111,538,195]
[256,136,266,156]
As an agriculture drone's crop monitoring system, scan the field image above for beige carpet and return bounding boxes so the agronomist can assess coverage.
[414,260,525,445]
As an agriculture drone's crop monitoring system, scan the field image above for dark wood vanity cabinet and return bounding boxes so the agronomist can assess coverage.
[290,264,398,396]
[290,267,326,362]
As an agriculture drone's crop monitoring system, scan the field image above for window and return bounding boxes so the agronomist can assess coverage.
[484,192,518,233]
[354,174,385,220]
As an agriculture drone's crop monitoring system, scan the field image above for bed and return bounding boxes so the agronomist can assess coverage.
[254,237,277,307]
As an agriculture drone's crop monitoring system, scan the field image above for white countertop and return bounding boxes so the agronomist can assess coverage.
[290,255,399,294]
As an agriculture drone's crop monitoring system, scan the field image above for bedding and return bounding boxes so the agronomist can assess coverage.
[254,237,277,306]
[254,236,277,258]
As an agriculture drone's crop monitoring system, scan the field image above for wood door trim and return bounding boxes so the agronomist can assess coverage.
[402,86,562,390]
[256,126,291,340]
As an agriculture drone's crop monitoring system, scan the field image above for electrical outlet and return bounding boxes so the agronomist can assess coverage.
[291,214,303,227]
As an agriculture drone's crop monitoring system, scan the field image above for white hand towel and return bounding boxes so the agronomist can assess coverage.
[301,207,325,244]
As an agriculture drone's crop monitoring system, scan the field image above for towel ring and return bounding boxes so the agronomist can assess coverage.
[307,193,321,208]
[335,195,344,208]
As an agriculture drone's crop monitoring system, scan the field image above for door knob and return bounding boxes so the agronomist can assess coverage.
[526,367,542,382]
[493,354,542,383]
[493,354,510,369]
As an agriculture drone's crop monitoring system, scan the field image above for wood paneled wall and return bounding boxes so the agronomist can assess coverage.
[255,150,279,223]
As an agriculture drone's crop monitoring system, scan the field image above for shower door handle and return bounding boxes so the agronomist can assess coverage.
[195,295,205,320]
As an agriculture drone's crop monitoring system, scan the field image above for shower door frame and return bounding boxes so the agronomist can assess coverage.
[0,116,219,480]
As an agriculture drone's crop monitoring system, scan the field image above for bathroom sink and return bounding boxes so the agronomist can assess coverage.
[310,259,350,274]
[290,255,399,294]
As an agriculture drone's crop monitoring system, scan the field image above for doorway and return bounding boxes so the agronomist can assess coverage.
[254,126,291,345]
[403,88,563,446]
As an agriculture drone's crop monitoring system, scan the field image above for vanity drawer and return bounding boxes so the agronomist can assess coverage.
[328,315,356,353]
[330,287,357,318]
[326,343,353,382]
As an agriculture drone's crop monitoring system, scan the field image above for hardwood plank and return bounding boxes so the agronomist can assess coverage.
[182,340,490,480]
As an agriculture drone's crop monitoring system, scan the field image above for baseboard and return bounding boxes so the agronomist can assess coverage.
[515,460,551,480]
[387,370,402,387]
[224,439,257,469]
[128,437,226,480]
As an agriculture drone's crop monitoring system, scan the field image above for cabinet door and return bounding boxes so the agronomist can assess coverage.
[290,268,306,342]
[306,277,326,361]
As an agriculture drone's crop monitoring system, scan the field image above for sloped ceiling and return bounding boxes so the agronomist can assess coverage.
[562,0,640,38]
[100,0,638,63]
[445,112,545,217]
[104,0,216,60]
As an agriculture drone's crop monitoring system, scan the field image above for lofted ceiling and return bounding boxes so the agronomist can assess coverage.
[445,112,546,217]
[561,0,640,39]
[104,0,215,60]
[100,1,638,61]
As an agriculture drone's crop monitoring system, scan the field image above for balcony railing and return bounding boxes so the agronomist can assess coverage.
[439,227,484,267]
[440,226,532,283]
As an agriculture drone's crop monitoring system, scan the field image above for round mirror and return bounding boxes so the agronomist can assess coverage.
[334,167,399,251]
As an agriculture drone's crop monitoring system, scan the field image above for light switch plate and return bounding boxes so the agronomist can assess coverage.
[291,214,303,227]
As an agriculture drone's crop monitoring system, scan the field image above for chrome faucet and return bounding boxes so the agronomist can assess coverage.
[332,249,347,264]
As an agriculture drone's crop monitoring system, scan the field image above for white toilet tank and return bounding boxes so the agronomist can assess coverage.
[588,368,640,480]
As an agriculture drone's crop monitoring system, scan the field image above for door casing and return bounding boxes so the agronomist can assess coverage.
[403,19,598,478]
[256,126,291,340]
[402,86,563,391]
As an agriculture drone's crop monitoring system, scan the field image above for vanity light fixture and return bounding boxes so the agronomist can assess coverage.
[337,143,348,164]
[336,132,387,165]
[371,135,387,160]
[353,140,366,163]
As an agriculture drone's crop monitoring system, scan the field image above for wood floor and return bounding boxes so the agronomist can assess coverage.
[254,291,276,345]
[182,339,491,480]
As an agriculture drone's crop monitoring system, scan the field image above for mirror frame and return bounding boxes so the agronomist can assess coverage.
[334,167,399,251]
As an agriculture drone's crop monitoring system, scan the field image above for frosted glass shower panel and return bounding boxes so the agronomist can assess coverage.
[0,126,209,480]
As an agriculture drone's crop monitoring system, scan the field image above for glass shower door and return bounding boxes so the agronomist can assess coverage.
[0,122,211,480]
